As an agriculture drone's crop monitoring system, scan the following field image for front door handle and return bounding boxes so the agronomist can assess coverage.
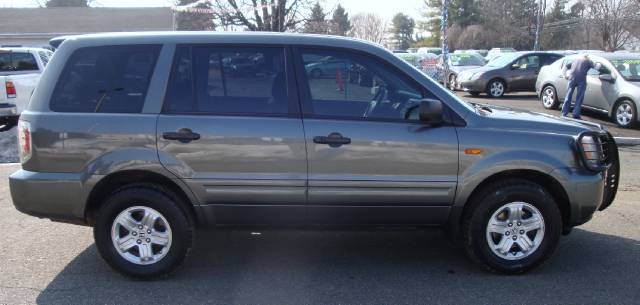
[313,132,351,148]
[162,128,200,143]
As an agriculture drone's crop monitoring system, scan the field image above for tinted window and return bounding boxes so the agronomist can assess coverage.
[51,45,160,113]
[164,45,288,115]
[38,51,51,67]
[543,55,562,65]
[300,49,424,121]
[0,53,12,71]
[12,53,38,71]
[0,52,38,72]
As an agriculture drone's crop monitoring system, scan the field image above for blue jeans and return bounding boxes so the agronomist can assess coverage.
[562,80,586,118]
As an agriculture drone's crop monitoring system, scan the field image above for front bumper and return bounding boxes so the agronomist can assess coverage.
[9,169,87,224]
[458,79,486,92]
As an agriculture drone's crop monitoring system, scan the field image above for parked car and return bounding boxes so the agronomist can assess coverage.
[10,32,619,279]
[437,53,486,90]
[417,47,442,55]
[457,51,563,97]
[537,53,640,127]
[485,47,516,62]
[0,47,52,131]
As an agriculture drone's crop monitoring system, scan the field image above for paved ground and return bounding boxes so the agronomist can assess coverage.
[0,146,638,304]
[455,91,640,138]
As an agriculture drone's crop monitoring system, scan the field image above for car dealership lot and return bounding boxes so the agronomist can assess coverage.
[0,146,639,304]
[455,91,640,138]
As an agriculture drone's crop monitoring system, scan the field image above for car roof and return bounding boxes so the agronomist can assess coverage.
[59,31,384,51]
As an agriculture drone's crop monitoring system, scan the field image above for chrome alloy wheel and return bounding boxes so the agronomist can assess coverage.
[111,206,172,265]
[616,103,634,126]
[542,87,556,108]
[489,81,504,97]
[485,202,545,260]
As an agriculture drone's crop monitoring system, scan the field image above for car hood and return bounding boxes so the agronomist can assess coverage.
[451,65,484,74]
[475,104,603,134]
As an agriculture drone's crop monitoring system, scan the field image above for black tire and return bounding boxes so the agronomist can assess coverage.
[448,74,457,91]
[462,179,562,274]
[469,91,481,97]
[612,99,637,128]
[541,85,559,110]
[486,79,506,98]
[94,183,194,279]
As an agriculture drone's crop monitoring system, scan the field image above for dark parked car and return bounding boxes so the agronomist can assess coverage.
[10,33,619,279]
[457,51,563,97]
[437,53,486,90]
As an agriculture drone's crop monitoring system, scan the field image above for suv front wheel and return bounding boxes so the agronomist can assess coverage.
[462,180,562,274]
[94,184,194,279]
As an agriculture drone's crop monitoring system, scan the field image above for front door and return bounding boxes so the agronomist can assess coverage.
[510,55,541,91]
[294,47,459,225]
[584,63,618,111]
[157,45,307,225]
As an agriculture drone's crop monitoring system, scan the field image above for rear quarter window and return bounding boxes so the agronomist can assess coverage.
[50,45,161,113]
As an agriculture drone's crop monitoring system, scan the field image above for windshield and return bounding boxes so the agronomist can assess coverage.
[450,54,485,66]
[610,58,640,81]
[487,53,520,67]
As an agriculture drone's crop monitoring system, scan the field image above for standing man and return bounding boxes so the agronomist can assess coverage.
[561,55,594,119]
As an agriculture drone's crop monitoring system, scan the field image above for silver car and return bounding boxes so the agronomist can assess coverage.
[536,53,640,127]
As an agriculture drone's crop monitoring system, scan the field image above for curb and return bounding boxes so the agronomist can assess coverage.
[614,137,640,147]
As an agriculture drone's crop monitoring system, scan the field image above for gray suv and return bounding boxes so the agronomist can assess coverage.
[9,33,619,279]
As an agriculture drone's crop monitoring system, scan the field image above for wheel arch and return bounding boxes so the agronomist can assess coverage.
[85,170,198,227]
[448,169,571,240]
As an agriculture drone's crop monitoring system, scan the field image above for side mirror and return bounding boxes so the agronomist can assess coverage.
[599,74,615,83]
[419,99,444,124]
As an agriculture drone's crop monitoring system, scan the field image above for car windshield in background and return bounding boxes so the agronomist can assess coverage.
[610,58,640,82]
[486,53,519,67]
[450,54,484,66]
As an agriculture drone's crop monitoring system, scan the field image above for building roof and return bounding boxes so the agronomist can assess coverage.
[0,7,174,35]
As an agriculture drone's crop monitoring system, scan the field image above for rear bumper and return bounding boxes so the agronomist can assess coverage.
[0,103,17,118]
[9,169,87,224]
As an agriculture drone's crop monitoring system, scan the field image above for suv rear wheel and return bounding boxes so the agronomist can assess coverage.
[94,184,194,279]
[462,180,562,274]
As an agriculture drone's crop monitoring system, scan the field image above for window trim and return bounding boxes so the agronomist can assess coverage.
[161,43,300,118]
[291,45,449,125]
[49,44,162,113]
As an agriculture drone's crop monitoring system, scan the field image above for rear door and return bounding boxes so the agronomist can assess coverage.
[293,47,459,226]
[157,45,307,225]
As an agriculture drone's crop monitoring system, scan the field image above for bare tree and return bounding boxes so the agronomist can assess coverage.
[210,0,313,32]
[349,13,387,44]
[586,0,638,51]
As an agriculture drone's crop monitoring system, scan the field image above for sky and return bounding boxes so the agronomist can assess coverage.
[0,0,423,22]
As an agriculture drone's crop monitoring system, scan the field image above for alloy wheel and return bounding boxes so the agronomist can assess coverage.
[111,206,172,265]
[542,87,556,108]
[485,202,545,260]
[616,103,634,126]
[489,81,504,97]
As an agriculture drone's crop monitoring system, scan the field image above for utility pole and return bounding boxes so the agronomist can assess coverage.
[441,0,450,85]
[534,0,545,51]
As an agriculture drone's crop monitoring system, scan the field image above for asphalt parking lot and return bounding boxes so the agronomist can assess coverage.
[455,91,640,138]
[0,146,639,304]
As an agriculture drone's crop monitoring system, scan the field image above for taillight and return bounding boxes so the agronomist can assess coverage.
[6,81,16,98]
[17,120,32,163]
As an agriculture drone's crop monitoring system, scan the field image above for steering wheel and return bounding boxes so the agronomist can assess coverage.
[362,84,388,119]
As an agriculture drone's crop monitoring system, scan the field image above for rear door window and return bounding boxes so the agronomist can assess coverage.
[164,45,289,115]
[50,45,161,113]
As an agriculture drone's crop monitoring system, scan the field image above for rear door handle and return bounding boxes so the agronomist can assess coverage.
[162,128,200,143]
[313,132,351,148]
